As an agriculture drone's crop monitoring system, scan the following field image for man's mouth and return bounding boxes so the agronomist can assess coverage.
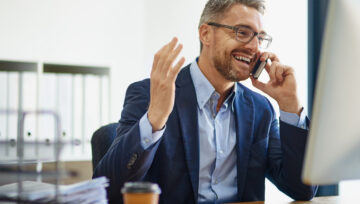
[232,54,252,65]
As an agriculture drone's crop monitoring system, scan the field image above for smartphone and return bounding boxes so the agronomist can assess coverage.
[251,57,268,79]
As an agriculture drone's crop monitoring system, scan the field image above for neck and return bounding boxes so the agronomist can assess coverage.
[197,55,235,97]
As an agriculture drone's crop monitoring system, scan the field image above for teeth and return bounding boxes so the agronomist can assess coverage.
[234,55,251,63]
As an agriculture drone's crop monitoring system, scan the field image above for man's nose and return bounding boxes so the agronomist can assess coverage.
[243,36,259,52]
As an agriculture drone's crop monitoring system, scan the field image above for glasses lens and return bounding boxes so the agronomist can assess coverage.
[236,27,253,42]
[258,34,272,49]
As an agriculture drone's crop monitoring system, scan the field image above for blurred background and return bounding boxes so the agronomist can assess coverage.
[0,0,311,201]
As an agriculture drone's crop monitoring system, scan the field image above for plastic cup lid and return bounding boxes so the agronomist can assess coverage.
[121,182,161,194]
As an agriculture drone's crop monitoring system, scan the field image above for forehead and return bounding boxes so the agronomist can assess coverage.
[218,3,264,32]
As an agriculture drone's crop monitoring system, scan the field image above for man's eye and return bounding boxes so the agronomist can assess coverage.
[238,30,249,36]
[237,30,251,37]
[258,34,269,42]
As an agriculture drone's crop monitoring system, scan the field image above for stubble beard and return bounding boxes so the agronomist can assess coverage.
[213,50,248,82]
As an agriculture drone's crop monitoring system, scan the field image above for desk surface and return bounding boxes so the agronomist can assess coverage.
[228,196,343,204]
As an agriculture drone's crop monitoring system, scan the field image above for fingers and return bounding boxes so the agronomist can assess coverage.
[162,43,183,74]
[275,63,285,82]
[152,38,177,73]
[266,61,289,83]
[250,76,267,91]
[259,52,284,83]
[267,62,294,84]
[157,38,179,74]
[267,61,277,82]
[169,57,185,81]
[260,52,279,62]
[151,37,184,79]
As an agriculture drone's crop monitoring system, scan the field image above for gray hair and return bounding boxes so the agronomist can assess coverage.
[199,0,266,51]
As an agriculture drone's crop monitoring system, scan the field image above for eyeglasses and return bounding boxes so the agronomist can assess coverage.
[207,22,272,49]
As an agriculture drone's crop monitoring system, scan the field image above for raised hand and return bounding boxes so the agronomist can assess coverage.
[148,37,185,131]
[250,52,302,115]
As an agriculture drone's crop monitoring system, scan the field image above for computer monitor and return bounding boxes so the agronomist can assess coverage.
[302,0,360,185]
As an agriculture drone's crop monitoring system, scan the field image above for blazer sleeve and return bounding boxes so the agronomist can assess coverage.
[265,107,318,200]
[93,79,162,203]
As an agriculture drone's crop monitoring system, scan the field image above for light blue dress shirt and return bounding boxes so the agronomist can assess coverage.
[138,59,307,203]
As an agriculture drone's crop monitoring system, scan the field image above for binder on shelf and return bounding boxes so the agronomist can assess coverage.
[1,60,111,161]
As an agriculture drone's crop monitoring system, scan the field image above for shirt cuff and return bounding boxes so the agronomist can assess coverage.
[139,112,165,149]
[280,107,307,129]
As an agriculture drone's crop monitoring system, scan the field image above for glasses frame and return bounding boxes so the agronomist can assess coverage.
[207,22,273,49]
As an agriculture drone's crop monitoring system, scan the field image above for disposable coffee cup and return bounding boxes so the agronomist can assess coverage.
[121,182,161,204]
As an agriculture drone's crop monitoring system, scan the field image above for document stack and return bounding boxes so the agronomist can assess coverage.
[0,176,108,204]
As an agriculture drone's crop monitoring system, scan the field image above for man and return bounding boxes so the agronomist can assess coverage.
[93,0,317,203]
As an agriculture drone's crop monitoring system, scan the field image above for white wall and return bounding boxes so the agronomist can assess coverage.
[0,0,307,120]
[0,0,145,121]
[143,0,207,67]
[0,0,210,121]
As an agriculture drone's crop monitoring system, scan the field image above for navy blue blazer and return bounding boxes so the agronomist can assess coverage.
[93,65,317,204]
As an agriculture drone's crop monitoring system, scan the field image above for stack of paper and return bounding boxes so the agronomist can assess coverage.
[0,177,108,204]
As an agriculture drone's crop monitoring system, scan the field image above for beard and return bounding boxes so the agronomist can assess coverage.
[213,52,241,82]
[212,46,250,82]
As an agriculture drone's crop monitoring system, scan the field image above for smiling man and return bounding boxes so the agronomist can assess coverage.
[93,0,317,203]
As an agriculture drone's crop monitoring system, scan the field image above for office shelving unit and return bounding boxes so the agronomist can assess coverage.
[0,59,111,202]
[0,109,76,203]
[0,60,111,161]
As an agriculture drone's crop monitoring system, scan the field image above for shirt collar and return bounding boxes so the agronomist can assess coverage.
[189,58,237,110]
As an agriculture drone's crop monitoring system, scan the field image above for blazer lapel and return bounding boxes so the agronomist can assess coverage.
[175,66,200,201]
[234,84,255,200]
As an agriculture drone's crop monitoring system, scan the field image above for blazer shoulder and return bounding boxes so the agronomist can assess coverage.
[127,78,150,92]
[124,78,150,101]
[120,78,151,122]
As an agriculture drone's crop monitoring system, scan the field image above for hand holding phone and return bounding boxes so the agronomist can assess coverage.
[250,52,301,115]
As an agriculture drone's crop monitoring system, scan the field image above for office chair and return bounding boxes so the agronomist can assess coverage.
[91,123,119,170]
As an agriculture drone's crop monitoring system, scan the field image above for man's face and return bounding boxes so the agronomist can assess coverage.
[210,4,264,81]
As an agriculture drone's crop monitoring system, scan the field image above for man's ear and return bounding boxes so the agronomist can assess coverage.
[199,24,212,49]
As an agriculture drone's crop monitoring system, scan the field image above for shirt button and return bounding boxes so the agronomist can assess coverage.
[144,138,150,144]
[219,150,224,154]
[214,180,218,184]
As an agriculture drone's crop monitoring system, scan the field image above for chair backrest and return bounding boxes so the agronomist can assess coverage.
[91,123,118,170]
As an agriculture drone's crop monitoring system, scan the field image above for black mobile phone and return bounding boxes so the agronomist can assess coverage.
[251,57,268,79]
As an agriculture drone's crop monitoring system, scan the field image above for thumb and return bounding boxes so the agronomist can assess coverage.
[250,76,268,93]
